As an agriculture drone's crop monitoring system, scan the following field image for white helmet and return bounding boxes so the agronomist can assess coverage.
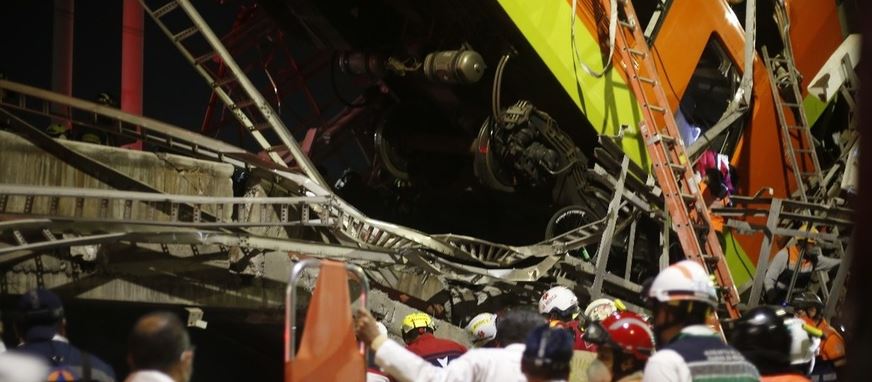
[785,317,820,366]
[647,260,718,306]
[584,298,617,322]
[465,313,497,347]
[539,286,579,317]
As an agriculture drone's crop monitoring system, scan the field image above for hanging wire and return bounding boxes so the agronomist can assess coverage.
[492,54,511,122]
[570,0,617,79]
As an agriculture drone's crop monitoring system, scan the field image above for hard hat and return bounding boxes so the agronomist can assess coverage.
[583,311,654,361]
[785,317,820,366]
[96,92,114,105]
[730,306,792,367]
[584,298,617,322]
[790,291,824,310]
[647,260,718,306]
[522,324,575,374]
[465,313,497,346]
[402,312,435,334]
[538,286,579,317]
[799,224,819,244]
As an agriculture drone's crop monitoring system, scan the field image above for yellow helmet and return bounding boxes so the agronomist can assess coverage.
[402,312,435,334]
[799,224,819,244]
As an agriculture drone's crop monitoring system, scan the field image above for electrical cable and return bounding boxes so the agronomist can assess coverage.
[492,54,510,122]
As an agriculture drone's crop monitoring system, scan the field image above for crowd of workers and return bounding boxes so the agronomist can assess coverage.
[357,259,847,382]
[0,288,193,382]
[0,231,847,382]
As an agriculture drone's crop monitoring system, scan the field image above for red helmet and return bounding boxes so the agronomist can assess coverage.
[583,311,654,361]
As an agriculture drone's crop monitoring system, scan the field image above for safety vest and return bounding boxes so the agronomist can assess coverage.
[775,246,815,290]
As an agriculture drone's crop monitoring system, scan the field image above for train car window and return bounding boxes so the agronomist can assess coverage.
[675,35,744,157]
[635,0,671,41]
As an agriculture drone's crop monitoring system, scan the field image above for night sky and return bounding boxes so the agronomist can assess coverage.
[1,2,283,380]
[1,0,237,132]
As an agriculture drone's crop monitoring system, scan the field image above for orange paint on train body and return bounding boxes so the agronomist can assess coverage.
[787,0,844,93]
[573,0,843,263]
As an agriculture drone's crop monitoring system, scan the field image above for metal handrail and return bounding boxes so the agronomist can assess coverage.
[285,258,369,362]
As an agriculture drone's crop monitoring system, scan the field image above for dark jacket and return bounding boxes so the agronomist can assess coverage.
[13,334,116,382]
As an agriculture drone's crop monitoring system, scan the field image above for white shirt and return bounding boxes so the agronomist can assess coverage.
[0,351,48,382]
[124,370,175,382]
[366,371,391,382]
[642,325,714,382]
[375,338,527,382]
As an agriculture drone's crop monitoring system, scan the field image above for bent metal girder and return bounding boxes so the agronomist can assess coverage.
[0,78,644,298]
[0,184,609,276]
[0,79,622,266]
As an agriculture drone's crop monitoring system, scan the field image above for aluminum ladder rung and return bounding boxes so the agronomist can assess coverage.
[701,254,721,264]
[680,193,696,203]
[637,76,657,85]
[668,163,686,173]
[195,52,217,65]
[152,1,180,18]
[646,104,666,113]
[173,26,199,42]
[211,76,237,88]
[230,99,257,110]
[627,48,646,58]
[618,19,635,28]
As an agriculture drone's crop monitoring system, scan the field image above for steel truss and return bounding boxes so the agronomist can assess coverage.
[713,196,852,320]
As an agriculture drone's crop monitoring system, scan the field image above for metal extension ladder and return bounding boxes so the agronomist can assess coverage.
[607,0,740,319]
[137,0,327,188]
[762,46,823,203]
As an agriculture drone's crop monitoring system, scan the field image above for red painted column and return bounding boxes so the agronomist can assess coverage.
[51,0,74,131]
[121,0,144,150]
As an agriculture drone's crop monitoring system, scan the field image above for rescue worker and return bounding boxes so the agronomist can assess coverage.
[539,286,596,351]
[125,312,195,382]
[465,313,498,348]
[731,306,811,381]
[80,92,115,145]
[45,123,69,139]
[521,325,575,382]
[354,306,544,382]
[642,260,760,382]
[11,288,116,382]
[764,225,841,305]
[583,311,654,382]
[401,312,467,367]
[791,292,846,381]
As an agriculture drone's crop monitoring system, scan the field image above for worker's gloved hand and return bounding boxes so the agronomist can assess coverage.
[354,308,383,347]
